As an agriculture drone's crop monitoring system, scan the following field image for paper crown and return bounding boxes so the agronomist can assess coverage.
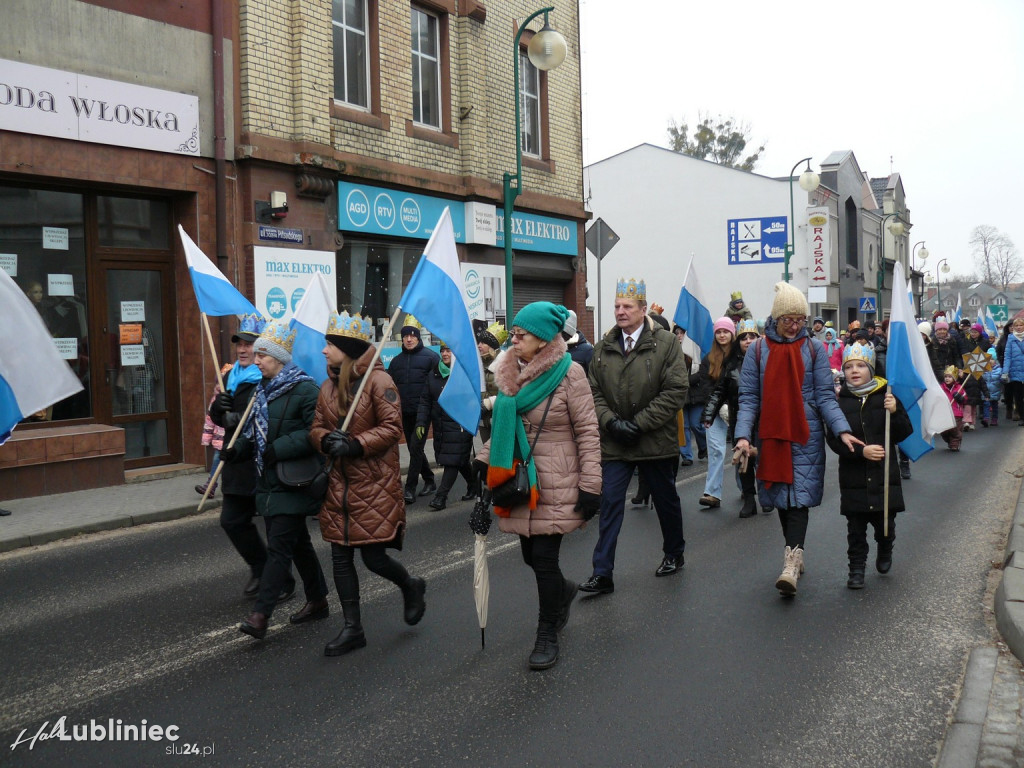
[842,343,875,369]
[736,318,758,337]
[403,314,422,328]
[730,291,743,302]
[256,321,296,353]
[650,302,665,315]
[943,365,958,377]
[615,278,646,302]
[235,313,268,338]
[327,311,373,342]
[486,321,509,344]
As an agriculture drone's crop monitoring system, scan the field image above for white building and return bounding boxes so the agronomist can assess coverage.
[584,144,823,333]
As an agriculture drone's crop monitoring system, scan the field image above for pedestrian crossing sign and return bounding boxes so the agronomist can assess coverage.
[859,297,876,314]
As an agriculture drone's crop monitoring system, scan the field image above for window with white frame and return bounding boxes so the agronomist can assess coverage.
[411,7,440,128]
[969,295,981,307]
[995,296,1007,305]
[520,53,541,157]
[333,0,369,108]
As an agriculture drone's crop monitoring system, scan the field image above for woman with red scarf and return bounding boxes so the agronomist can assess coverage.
[732,283,862,596]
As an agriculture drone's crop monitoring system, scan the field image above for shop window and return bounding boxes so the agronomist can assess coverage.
[97,196,170,249]
[336,241,423,335]
[0,186,91,421]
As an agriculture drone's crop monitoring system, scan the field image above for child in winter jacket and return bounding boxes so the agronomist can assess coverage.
[959,369,989,429]
[826,344,912,589]
[982,348,1003,426]
[939,367,967,451]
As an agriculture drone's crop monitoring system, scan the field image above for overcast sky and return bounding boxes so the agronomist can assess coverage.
[578,0,1024,282]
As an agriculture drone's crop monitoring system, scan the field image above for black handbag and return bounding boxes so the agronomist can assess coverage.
[277,453,329,501]
[491,395,554,510]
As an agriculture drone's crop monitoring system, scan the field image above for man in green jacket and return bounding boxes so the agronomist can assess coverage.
[579,278,689,594]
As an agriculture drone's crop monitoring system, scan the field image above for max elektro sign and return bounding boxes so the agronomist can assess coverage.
[338,181,577,256]
[0,58,200,156]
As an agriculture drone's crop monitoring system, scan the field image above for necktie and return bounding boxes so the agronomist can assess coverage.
[625,336,634,354]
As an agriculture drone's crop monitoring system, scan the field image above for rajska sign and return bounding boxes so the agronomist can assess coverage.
[806,207,832,285]
[0,58,200,156]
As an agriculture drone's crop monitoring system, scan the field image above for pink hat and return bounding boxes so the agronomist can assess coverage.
[934,319,949,330]
[713,317,736,335]
[972,323,984,334]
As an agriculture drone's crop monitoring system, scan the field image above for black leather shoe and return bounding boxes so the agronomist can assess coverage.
[239,612,268,639]
[578,574,614,594]
[460,489,477,501]
[278,581,296,603]
[847,568,866,589]
[697,448,707,460]
[289,598,329,624]
[655,554,684,577]
[418,480,437,497]
[428,493,446,510]
[528,624,559,670]
[243,575,261,597]
[680,458,694,466]
[876,548,893,574]
[404,488,416,504]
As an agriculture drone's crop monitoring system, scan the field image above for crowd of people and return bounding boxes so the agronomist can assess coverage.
[200,279,1024,672]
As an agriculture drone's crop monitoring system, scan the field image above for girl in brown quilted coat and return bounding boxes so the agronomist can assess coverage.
[476,302,602,671]
[308,311,427,657]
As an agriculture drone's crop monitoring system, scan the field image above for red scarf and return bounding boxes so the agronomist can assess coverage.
[756,338,810,488]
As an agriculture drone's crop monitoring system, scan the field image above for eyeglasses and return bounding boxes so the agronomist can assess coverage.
[779,316,807,327]
[510,330,531,340]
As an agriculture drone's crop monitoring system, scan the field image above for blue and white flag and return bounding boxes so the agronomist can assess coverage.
[888,262,955,460]
[399,208,481,433]
[290,272,334,384]
[179,225,259,317]
[0,271,84,445]
[985,306,1000,338]
[953,292,962,325]
[672,256,714,358]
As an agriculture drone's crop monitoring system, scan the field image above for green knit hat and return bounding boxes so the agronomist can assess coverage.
[512,301,570,342]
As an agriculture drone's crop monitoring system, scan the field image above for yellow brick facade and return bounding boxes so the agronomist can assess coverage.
[238,0,583,212]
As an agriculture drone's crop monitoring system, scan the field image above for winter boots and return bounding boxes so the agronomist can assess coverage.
[775,546,803,596]
[529,621,559,670]
[324,600,367,656]
[847,565,866,589]
[402,577,427,625]
[555,577,578,632]
[738,494,758,518]
[876,539,894,574]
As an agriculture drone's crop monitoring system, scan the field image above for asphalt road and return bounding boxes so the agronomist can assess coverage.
[2,425,1021,768]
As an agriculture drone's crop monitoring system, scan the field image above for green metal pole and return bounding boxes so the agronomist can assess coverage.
[503,7,553,323]
[784,157,812,283]
[877,212,901,320]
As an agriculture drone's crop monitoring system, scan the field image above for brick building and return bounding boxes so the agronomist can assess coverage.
[0,0,586,499]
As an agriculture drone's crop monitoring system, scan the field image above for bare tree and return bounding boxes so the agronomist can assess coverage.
[970,225,1015,286]
[992,237,1022,290]
[667,112,765,171]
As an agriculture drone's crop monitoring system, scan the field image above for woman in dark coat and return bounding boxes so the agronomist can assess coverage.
[416,343,476,510]
[228,322,329,641]
[309,312,426,657]
[826,344,912,589]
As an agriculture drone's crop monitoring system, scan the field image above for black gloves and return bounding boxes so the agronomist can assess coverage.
[213,392,234,415]
[322,429,362,458]
[262,444,278,467]
[211,392,241,430]
[220,444,238,463]
[607,418,642,445]
[574,490,601,521]
[473,459,489,486]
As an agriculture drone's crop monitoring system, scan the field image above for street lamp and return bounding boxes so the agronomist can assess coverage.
[933,258,951,314]
[503,8,567,321]
[783,157,821,283]
[876,213,905,319]
[913,242,928,316]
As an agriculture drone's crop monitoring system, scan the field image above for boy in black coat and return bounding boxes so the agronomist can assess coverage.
[826,344,913,589]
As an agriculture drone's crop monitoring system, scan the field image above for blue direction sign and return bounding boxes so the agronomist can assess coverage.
[727,216,788,265]
[859,296,877,314]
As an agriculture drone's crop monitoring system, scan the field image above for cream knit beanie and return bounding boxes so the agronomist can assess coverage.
[770,282,810,319]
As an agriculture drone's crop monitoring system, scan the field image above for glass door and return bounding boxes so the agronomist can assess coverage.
[96,264,181,467]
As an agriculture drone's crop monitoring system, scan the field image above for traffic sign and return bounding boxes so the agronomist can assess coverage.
[585,218,619,261]
[859,296,876,314]
[988,304,1009,323]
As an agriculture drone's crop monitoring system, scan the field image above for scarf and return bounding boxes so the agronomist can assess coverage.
[822,333,840,357]
[226,360,262,392]
[438,359,451,378]
[847,375,885,399]
[487,352,572,515]
[756,334,810,489]
[243,362,314,475]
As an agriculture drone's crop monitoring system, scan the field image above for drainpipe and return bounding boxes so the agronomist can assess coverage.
[212,0,230,361]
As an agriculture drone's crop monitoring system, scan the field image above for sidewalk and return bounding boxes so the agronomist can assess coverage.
[0,442,412,553]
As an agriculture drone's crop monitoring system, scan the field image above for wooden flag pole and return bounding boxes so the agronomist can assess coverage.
[340,306,404,433]
[198,390,259,512]
[883,385,892,538]
[202,313,226,392]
